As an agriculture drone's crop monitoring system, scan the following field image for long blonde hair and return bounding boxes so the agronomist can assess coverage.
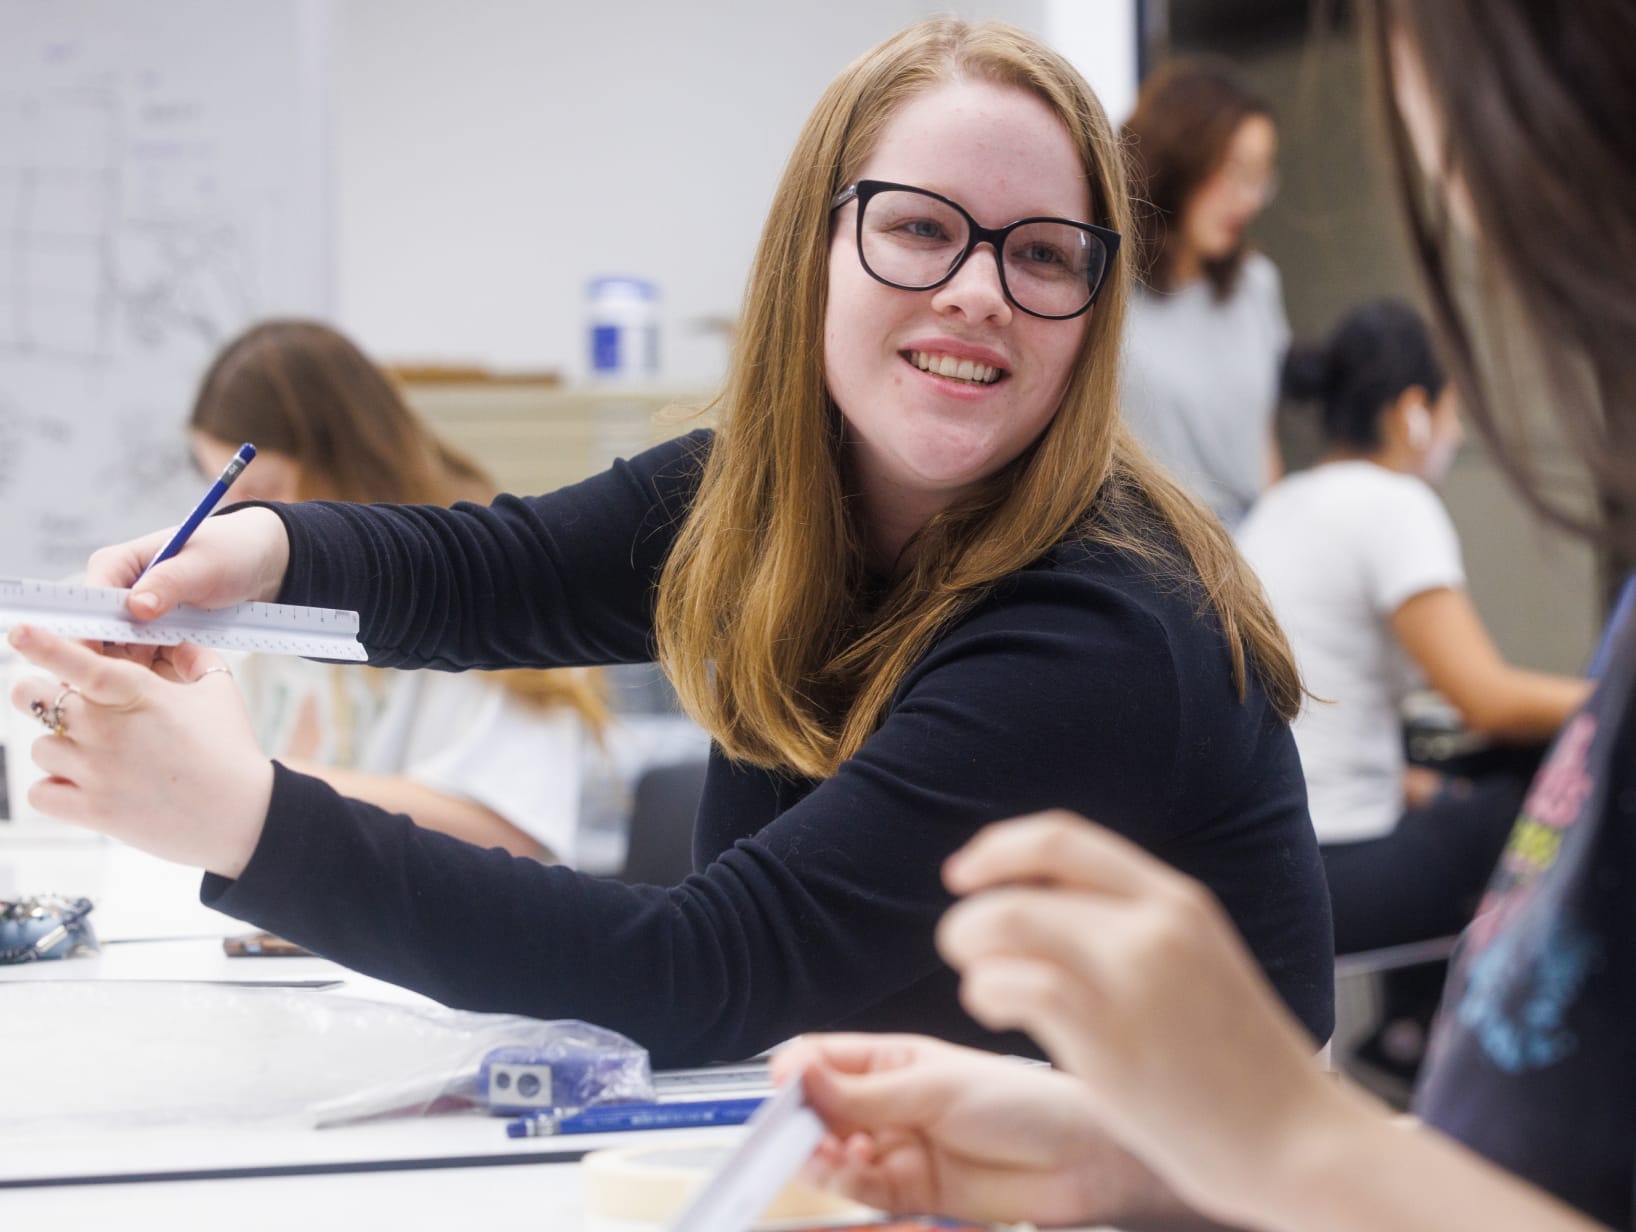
[193,319,608,727]
[657,18,1299,778]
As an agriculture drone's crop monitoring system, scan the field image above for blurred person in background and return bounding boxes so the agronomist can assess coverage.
[1241,297,1590,1081]
[190,319,609,863]
[1241,297,1589,954]
[1120,56,1287,529]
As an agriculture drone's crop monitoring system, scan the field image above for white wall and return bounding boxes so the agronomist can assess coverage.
[1048,0,1139,124]
[332,0,1137,385]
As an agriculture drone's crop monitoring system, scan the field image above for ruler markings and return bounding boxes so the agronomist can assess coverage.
[0,577,367,661]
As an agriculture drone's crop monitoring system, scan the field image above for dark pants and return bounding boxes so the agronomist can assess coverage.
[1322,765,1536,955]
[1325,752,1544,1081]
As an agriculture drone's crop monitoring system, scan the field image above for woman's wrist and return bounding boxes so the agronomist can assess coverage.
[207,755,277,881]
[251,506,293,603]
[1235,1078,1402,1232]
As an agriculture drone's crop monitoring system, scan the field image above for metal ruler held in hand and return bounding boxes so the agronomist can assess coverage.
[0,577,368,661]
[666,1079,826,1232]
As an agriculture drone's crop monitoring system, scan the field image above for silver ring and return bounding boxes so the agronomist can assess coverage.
[34,684,79,737]
[195,665,235,684]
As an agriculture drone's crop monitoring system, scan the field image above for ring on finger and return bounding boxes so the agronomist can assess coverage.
[30,683,79,737]
[50,684,79,736]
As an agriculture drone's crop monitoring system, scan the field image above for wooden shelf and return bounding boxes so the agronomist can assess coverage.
[400,382,715,497]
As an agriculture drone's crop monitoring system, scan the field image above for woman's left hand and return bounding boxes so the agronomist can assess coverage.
[937,810,1361,1225]
[770,1033,1175,1227]
[6,624,274,878]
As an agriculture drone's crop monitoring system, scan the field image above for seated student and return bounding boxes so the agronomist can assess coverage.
[188,320,610,863]
[1238,299,1590,956]
[8,17,1333,1067]
[779,3,1636,1228]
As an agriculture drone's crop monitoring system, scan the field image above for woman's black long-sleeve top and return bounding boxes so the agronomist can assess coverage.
[203,431,1334,1065]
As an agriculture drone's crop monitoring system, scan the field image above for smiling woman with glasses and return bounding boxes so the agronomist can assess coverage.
[12,17,1331,1083]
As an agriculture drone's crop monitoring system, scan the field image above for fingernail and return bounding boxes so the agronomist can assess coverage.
[7,626,24,648]
[132,592,159,615]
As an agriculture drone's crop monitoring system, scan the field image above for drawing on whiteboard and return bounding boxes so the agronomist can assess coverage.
[0,86,119,363]
[0,85,255,364]
[0,3,328,583]
[122,219,255,353]
[94,412,195,507]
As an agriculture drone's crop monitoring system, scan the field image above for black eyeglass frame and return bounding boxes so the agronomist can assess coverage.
[829,179,1121,321]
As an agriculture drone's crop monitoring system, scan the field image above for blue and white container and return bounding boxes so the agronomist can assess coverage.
[586,276,659,381]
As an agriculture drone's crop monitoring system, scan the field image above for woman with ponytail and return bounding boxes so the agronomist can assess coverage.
[1239,298,1589,960]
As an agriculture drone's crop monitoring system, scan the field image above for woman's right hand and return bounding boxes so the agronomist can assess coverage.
[87,507,291,623]
[937,812,1364,1227]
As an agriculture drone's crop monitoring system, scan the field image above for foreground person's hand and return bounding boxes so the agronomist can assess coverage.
[773,1033,1190,1227]
[938,811,1356,1226]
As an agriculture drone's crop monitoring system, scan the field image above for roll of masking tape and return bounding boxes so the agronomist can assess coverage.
[581,1142,868,1226]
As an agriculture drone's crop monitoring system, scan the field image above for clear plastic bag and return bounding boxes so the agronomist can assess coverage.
[0,982,652,1129]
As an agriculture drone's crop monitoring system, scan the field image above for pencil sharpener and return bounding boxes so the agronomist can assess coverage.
[482,1053,559,1113]
[477,1025,654,1116]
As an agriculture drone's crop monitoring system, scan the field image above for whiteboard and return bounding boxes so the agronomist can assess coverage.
[0,0,330,579]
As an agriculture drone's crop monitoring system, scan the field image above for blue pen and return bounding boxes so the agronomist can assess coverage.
[505,1096,764,1139]
[137,442,257,583]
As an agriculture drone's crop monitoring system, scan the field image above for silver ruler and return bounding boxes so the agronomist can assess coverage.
[653,1061,771,1094]
[0,577,367,661]
[665,1079,826,1232]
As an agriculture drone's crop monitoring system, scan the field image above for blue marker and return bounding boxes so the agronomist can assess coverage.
[505,1097,764,1139]
[137,442,256,583]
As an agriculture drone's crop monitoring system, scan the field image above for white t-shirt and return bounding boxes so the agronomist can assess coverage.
[1122,252,1290,529]
[1238,462,1466,844]
[237,657,590,864]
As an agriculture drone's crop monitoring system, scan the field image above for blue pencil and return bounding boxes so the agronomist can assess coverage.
[506,1096,764,1139]
[137,442,257,583]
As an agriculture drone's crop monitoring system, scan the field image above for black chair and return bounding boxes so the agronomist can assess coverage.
[617,759,709,886]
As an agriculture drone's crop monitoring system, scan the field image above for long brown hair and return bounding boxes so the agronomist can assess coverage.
[656,18,1300,779]
[191,319,607,724]
[1367,1,1636,565]
[1122,56,1274,298]
[191,320,490,506]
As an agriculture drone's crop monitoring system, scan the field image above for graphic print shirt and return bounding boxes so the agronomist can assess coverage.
[1414,617,1636,1228]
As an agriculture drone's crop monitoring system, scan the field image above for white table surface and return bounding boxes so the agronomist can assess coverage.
[0,836,764,1231]
[1,1159,590,1231]
[0,838,1113,1232]
[0,832,254,941]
